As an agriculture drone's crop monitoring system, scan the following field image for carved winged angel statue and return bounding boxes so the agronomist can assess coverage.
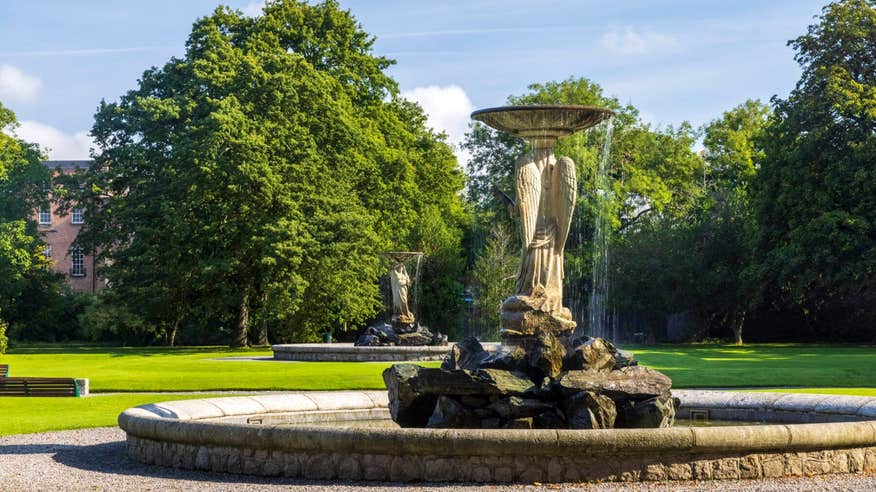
[471,104,612,338]
[514,147,577,303]
[500,146,578,336]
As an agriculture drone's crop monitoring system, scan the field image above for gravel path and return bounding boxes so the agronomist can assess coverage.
[1,427,875,491]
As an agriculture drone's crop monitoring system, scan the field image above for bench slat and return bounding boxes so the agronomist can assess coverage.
[0,377,79,397]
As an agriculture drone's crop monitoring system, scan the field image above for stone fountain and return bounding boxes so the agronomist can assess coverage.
[383,105,678,429]
[119,104,876,484]
[356,252,447,347]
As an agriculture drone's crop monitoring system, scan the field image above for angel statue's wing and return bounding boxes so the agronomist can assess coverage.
[555,156,577,252]
[515,158,541,250]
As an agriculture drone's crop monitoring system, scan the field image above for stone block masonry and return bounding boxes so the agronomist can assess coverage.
[118,390,876,483]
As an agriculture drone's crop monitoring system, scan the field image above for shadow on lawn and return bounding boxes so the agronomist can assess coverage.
[5,345,262,357]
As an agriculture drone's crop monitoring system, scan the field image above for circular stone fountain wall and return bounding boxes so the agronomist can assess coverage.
[272,342,501,362]
[119,390,876,483]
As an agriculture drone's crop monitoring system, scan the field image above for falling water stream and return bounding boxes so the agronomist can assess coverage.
[585,118,614,339]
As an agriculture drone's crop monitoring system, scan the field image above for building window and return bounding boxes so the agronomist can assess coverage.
[39,208,51,225]
[43,244,52,258]
[70,247,86,277]
[72,208,84,224]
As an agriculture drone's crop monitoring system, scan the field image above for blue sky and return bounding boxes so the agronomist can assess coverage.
[0,0,827,160]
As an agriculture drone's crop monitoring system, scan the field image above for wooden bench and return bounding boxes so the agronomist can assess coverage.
[0,377,80,397]
[0,364,8,377]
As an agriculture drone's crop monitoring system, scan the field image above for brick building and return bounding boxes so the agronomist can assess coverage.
[36,160,101,293]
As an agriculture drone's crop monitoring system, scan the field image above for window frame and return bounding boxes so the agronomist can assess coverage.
[38,208,51,225]
[71,207,84,224]
[70,247,86,277]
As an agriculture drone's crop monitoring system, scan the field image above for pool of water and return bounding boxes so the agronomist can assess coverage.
[276,418,767,429]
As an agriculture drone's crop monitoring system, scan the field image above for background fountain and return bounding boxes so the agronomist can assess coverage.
[356,251,447,347]
[382,105,678,430]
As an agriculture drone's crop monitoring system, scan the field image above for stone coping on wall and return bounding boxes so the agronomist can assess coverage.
[271,342,502,362]
[675,389,876,422]
[120,390,876,458]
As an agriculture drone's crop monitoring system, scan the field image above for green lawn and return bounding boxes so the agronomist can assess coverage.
[0,393,253,437]
[628,344,876,388]
[0,345,440,392]
[0,343,874,437]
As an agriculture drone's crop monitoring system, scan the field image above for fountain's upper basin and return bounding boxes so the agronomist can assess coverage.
[471,104,613,139]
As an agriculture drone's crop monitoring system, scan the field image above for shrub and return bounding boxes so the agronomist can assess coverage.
[0,316,8,355]
[79,294,159,345]
[8,289,94,342]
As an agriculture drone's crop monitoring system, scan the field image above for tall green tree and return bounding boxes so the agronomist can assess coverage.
[470,223,518,340]
[0,101,67,340]
[74,0,466,346]
[612,100,769,344]
[752,0,876,339]
[700,99,770,344]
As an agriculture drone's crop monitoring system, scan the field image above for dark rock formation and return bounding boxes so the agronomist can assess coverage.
[565,337,616,371]
[480,345,528,373]
[563,391,616,429]
[555,366,672,400]
[385,365,537,399]
[442,337,491,370]
[383,336,676,430]
[356,323,398,346]
[383,364,438,427]
[355,322,447,347]
[487,396,554,419]
[616,395,679,428]
[528,332,566,379]
[426,396,475,428]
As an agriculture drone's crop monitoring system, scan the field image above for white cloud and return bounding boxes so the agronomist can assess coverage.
[599,27,678,56]
[401,84,474,164]
[0,65,42,104]
[241,1,265,17]
[14,121,94,160]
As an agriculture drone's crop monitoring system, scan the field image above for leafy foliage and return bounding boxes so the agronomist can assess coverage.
[71,0,466,345]
[751,0,876,340]
[0,315,7,354]
[0,101,73,342]
[471,223,518,340]
[612,100,769,344]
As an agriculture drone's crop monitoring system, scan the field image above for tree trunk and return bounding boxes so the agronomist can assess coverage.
[232,285,250,348]
[248,290,269,347]
[732,312,745,346]
[166,321,178,347]
[253,323,269,346]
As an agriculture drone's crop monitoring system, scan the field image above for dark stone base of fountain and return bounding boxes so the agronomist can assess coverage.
[355,322,448,347]
[383,336,677,429]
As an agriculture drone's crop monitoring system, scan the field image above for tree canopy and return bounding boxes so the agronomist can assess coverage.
[73,0,466,346]
[0,100,68,340]
[751,0,876,339]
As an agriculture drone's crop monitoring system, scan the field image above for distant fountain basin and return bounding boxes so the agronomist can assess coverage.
[119,390,876,482]
[271,342,501,362]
